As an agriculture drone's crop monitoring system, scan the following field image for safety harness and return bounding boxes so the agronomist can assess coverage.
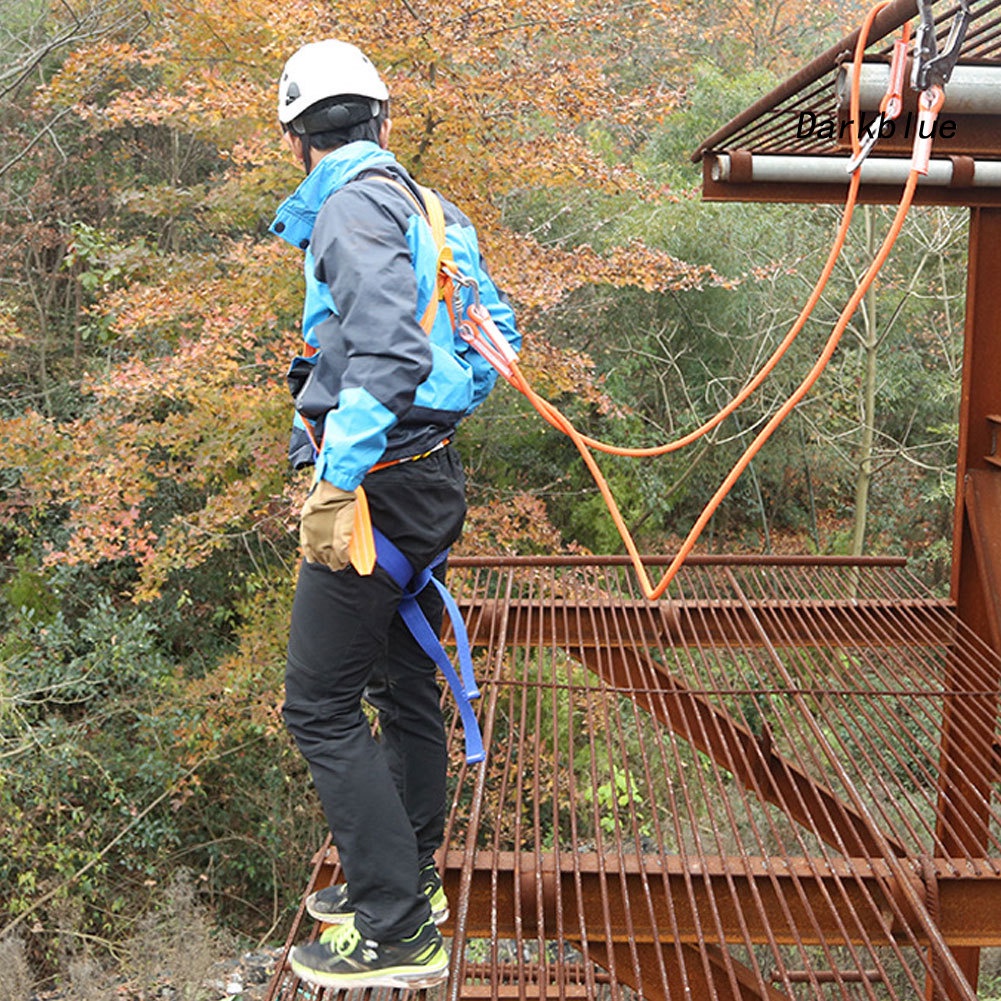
[335,176,490,765]
[371,527,484,764]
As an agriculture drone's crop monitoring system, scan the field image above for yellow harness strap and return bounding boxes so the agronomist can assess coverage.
[350,177,452,576]
[373,177,454,334]
[348,484,377,576]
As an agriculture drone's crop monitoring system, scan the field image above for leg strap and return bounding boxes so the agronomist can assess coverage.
[372,528,485,764]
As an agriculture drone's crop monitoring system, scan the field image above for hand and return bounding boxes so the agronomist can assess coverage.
[300,479,357,571]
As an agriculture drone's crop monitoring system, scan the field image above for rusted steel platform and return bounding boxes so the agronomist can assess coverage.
[265,556,1001,1001]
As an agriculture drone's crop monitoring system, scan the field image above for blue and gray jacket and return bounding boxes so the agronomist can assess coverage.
[271,141,519,491]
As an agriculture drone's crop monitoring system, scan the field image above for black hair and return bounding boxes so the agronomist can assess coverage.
[289,95,389,152]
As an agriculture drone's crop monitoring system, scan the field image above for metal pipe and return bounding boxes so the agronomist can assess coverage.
[709,152,1001,186]
[450,553,908,568]
[837,62,1001,113]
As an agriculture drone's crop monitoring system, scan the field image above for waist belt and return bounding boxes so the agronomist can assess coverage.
[369,438,450,474]
[372,527,485,764]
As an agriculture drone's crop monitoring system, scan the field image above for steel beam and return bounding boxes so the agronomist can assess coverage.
[580,645,908,859]
[428,852,1001,948]
[455,597,956,650]
[939,206,1001,994]
[583,941,792,1001]
[700,156,1001,207]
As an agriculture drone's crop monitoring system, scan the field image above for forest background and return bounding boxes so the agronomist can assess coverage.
[0,0,970,993]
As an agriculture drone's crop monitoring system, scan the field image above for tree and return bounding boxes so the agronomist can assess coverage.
[1,0,718,597]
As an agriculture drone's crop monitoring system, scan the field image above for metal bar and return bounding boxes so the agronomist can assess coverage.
[584,645,908,858]
[449,555,908,568]
[269,559,1001,1001]
[460,961,609,998]
[262,836,332,1001]
[700,170,1001,206]
[965,470,1001,651]
[837,61,1001,113]
[588,575,706,997]
[937,212,1001,1000]
[583,941,792,1001]
[440,851,1001,946]
[709,153,1001,187]
[648,647,849,995]
[693,566,925,999]
[444,565,515,1001]
[755,565,984,861]
[938,201,1001,989]
[723,569,979,1000]
[455,596,957,649]
[952,207,1001,596]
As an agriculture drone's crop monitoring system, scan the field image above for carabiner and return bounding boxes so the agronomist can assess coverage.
[846,30,910,174]
[446,266,481,308]
[457,304,519,384]
[911,0,971,92]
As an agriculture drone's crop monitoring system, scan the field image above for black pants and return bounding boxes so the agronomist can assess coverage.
[283,447,466,942]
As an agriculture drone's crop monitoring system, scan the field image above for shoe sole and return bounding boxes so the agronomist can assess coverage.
[290,948,449,990]
[306,895,450,927]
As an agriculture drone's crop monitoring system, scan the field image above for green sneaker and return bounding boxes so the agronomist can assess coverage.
[289,917,449,990]
[420,864,450,925]
[305,865,449,925]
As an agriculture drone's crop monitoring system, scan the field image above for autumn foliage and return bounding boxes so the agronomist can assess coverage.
[0,0,730,599]
[0,0,733,955]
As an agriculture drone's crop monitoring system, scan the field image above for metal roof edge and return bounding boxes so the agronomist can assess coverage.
[690,0,919,163]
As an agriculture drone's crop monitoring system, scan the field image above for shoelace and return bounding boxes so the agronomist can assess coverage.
[320,921,361,953]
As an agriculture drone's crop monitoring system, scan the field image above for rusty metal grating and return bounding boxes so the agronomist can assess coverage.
[692,0,1001,164]
[267,556,1001,1000]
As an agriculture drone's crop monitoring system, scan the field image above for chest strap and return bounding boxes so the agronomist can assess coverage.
[372,527,485,764]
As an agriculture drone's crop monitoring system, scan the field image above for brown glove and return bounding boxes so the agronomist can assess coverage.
[300,479,357,571]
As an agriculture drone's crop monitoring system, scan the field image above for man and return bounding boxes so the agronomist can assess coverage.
[270,39,519,991]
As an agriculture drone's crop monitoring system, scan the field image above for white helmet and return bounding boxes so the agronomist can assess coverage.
[277,40,389,126]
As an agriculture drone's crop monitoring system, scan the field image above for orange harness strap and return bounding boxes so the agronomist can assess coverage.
[372,176,456,335]
[368,438,451,474]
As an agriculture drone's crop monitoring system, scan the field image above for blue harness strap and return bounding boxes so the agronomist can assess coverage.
[372,527,485,764]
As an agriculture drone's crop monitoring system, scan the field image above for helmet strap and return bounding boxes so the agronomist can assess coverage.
[291,98,379,137]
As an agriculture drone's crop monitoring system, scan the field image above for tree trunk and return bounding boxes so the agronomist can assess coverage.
[850,206,879,559]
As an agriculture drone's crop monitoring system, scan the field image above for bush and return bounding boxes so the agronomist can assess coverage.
[1,594,187,959]
[0,567,322,978]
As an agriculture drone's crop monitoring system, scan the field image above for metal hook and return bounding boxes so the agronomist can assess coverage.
[911,0,972,92]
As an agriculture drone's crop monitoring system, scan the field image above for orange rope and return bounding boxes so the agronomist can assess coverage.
[499,3,932,600]
[524,2,897,458]
[297,4,927,604]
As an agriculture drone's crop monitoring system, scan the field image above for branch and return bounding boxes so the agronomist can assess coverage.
[0,106,75,180]
[1,6,147,99]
